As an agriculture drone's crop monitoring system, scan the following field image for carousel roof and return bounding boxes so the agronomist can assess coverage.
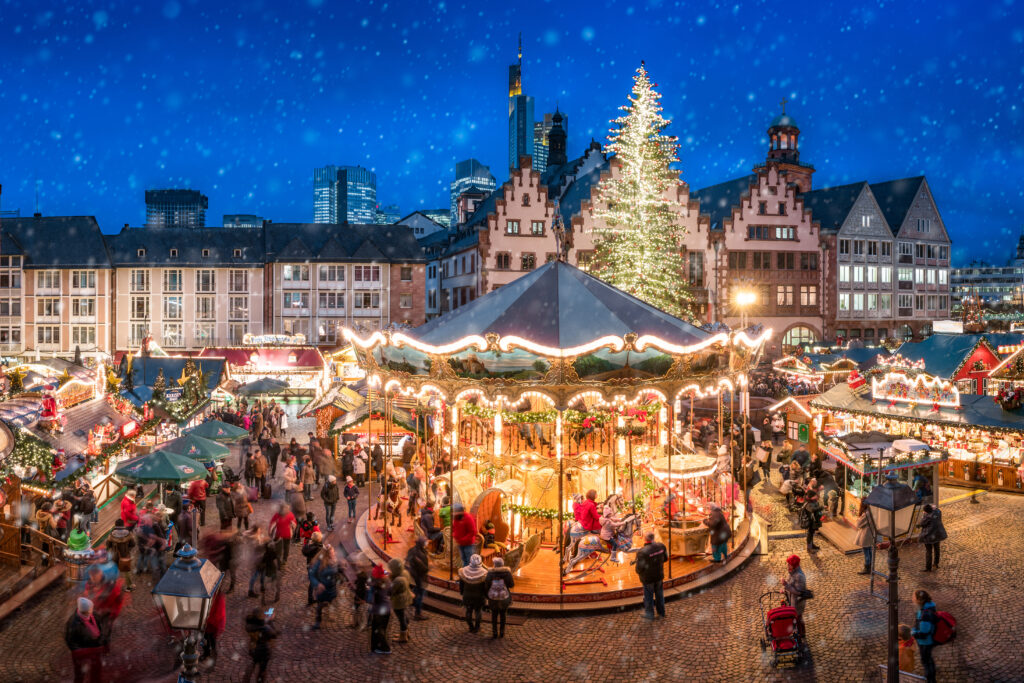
[404,260,712,351]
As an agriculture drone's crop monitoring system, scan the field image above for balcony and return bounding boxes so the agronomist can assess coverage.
[282,307,310,317]
[282,279,310,289]
[70,315,97,324]
[318,308,345,317]
[317,280,346,290]
[353,280,382,290]
[898,281,913,290]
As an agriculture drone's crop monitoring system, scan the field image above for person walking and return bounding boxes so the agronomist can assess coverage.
[918,504,947,572]
[320,475,340,531]
[802,490,823,553]
[457,553,488,633]
[419,499,443,551]
[485,557,515,639]
[343,476,359,522]
[187,478,209,527]
[309,545,339,630]
[251,448,269,496]
[854,503,875,574]
[703,503,731,563]
[315,447,335,487]
[782,554,808,637]
[388,558,415,643]
[65,597,109,683]
[268,504,295,567]
[201,589,226,668]
[105,519,137,591]
[216,486,235,531]
[405,537,429,621]
[634,531,668,620]
[911,589,939,683]
[282,457,298,495]
[232,483,251,531]
[243,607,278,683]
[119,491,139,531]
[452,504,478,568]
[266,438,281,479]
[301,456,316,502]
[369,564,392,654]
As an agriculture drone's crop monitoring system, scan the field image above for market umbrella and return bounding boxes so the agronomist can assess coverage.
[237,377,289,396]
[161,434,231,462]
[115,449,209,484]
[185,420,248,442]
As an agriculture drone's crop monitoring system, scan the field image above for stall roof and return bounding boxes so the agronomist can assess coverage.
[330,402,415,433]
[125,356,226,394]
[810,383,1024,433]
[403,260,713,351]
[894,334,1009,379]
[300,382,364,417]
[198,346,324,370]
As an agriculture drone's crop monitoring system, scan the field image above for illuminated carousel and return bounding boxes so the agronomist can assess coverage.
[346,261,769,609]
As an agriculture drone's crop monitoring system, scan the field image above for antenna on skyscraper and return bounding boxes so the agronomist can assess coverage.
[35,179,41,215]
[518,32,522,65]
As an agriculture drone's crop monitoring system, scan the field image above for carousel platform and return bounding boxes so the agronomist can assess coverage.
[354,509,761,614]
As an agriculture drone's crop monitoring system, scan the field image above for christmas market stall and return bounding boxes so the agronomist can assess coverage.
[199,340,327,398]
[345,261,768,609]
[772,353,861,389]
[893,332,1021,396]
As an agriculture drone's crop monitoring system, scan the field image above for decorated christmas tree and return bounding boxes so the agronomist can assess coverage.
[590,62,691,319]
[152,368,167,401]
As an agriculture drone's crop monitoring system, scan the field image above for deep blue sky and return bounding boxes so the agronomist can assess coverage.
[1,0,1021,263]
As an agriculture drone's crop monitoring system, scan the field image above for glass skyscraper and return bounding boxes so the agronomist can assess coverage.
[509,95,535,171]
[450,159,496,223]
[145,189,208,228]
[312,165,378,224]
[313,166,339,223]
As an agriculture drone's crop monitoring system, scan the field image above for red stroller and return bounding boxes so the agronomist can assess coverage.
[758,591,806,667]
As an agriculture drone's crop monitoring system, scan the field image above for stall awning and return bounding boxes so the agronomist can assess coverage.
[330,403,416,434]
[300,383,364,418]
[818,432,945,476]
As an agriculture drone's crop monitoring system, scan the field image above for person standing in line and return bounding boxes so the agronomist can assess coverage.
[911,589,939,683]
[451,504,478,568]
[343,476,359,522]
[369,564,392,654]
[918,504,947,572]
[457,554,487,633]
[232,483,251,531]
[634,531,668,620]
[484,557,515,639]
[266,437,281,480]
[802,490,823,553]
[405,537,429,621]
[854,503,875,574]
[216,486,235,531]
[782,554,808,637]
[320,475,340,531]
[353,447,367,487]
[268,504,295,567]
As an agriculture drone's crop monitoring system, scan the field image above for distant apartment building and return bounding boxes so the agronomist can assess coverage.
[950,235,1024,305]
[223,214,264,228]
[145,189,208,228]
[450,159,496,224]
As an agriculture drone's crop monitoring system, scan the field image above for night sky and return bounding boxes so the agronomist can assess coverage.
[0,0,1021,263]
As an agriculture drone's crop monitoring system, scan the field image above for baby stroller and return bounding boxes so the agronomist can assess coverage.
[758,590,805,667]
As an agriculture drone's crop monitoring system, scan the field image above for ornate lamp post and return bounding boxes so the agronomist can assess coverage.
[863,474,919,683]
[152,545,224,683]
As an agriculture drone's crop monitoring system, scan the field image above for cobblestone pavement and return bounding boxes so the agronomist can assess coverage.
[1,464,1020,681]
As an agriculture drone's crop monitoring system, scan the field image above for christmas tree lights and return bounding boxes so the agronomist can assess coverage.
[590,62,692,320]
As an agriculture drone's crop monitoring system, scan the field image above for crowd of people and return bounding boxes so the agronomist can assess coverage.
[748,370,818,398]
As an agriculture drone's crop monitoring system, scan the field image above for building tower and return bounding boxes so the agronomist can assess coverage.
[508,35,534,170]
[763,99,814,194]
[508,33,522,115]
[313,166,340,223]
[145,189,208,228]
[546,109,568,169]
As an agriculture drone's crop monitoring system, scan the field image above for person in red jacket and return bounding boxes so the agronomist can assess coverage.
[202,590,226,666]
[120,491,139,530]
[576,490,601,533]
[451,504,478,568]
[187,478,210,526]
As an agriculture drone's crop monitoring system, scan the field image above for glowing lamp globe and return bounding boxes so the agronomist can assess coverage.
[864,474,918,539]
[152,545,223,631]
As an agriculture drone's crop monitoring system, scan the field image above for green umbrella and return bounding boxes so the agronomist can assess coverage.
[185,419,248,442]
[161,433,231,462]
[115,449,210,484]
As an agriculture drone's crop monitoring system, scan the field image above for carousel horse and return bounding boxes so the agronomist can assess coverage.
[563,494,641,577]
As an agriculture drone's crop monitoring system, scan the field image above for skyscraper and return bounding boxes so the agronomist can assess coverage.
[374,204,401,224]
[450,159,497,223]
[145,189,208,228]
[312,165,378,224]
[508,35,534,170]
[223,214,264,228]
[533,111,569,171]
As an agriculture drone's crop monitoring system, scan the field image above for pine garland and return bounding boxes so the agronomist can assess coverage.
[590,63,693,320]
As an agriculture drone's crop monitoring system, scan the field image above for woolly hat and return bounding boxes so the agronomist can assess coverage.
[345,476,353,483]
[328,475,337,483]
[371,563,388,580]
[77,597,93,613]
[786,554,801,570]
[459,553,487,580]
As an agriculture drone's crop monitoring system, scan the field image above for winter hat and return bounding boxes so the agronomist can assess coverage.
[460,554,487,580]
[345,476,353,483]
[469,554,482,568]
[387,558,404,576]
[492,557,504,568]
[328,475,337,483]
[786,554,801,570]
[77,597,93,614]
[371,563,388,580]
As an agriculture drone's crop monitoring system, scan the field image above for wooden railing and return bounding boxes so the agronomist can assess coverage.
[0,524,20,569]
[8,524,67,569]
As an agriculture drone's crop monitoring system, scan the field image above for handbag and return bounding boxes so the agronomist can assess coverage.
[799,588,815,600]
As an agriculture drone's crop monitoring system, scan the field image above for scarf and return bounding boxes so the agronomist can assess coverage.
[79,612,100,639]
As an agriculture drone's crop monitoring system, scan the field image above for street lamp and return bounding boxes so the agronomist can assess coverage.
[152,544,224,683]
[863,473,920,683]
[735,289,757,329]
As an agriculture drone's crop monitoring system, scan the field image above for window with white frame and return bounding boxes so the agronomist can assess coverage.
[853,266,864,283]
[130,269,150,292]
[229,296,248,321]
[938,270,948,285]
[163,296,183,320]
[37,326,60,344]
[131,296,149,320]
[353,265,381,283]
[506,220,520,235]
[853,293,864,310]
[839,265,850,283]
[71,270,96,289]
[163,269,183,292]
[283,292,309,309]
[196,295,215,320]
[162,323,183,347]
[861,215,871,227]
[839,293,850,311]
[898,294,913,309]
[317,320,339,344]
[0,327,22,345]
[531,221,544,235]
[36,298,60,317]
[72,326,96,346]
[867,293,878,310]
[36,270,59,290]
[899,242,913,256]
[318,292,345,311]
[229,323,248,344]
[195,323,214,344]
[881,267,893,283]
[881,242,892,257]
[839,240,850,255]
[319,265,345,282]
[0,269,21,289]
[917,218,931,233]
[354,292,380,309]
[880,294,891,310]
[130,323,148,346]
[867,266,878,283]
[196,270,215,293]
[71,298,95,317]
[229,270,248,292]
[400,266,413,281]
[898,268,913,282]
[799,285,818,307]
[282,264,310,282]
[926,269,936,285]
[400,294,413,309]
[0,298,20,316]
[914,268,924,284]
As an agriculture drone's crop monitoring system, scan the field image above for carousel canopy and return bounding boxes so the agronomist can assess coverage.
[115,449,209,484]
[186,419,248,442]
[402,260,712,351]
[161,433,231,462]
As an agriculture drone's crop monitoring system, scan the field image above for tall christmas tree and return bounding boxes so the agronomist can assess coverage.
[590,62,691,319]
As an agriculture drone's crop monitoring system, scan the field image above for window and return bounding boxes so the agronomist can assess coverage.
[577,250,595,269]
[201,249,210,258]
[531,221,544,235]
[861,215,872,228]
[853,241,865,256]
[319,265,344,282]
[506,220,520,235]
[775,226,795,240]
[196,270,215,292]
[879,294,891,310]
[196,295,215,320]
[233,249,243,258]
[728,252,747,270]
[163,269,183,292]
[899,242,913,257]
[839,239,850,255]
[938,246,948,260]
[427,265,437,280]
[163,296,183,320]
[839,265,850,283]
[853,266,864,283]
[776,253,795,270]
[400,294,413,309]
[71,298,95,317]
[867,241,878,256]
[688,252,704,285]
[914,268,924,284]
[317,321,339,344]
[213,295,243,325]
[137,248,146,257]
[496,252,511,270]
[927,295,938,310]
[758,201,767,215]
[800,253,818,270]
[37,298,60,317]
[799,285,818,307]
[915,244,926,259]
[915,295,925,310]
[881,267,892,283]
[162,323,183,348]
[782,326,817,347]
[195,323,214,344]
[521,253,536,271]
[898,294,913,309]
[853,293,864,310]
[283,292,309,309]
[917,218,931,233]
[282,265,310,282]
[778,202,787,216]
[776,285,794,306]
[0,270,21,289]
[129,323,148,347]
[71,271,96,289]
[229,270,248,292]
[939,295,948,310]
[36,271,59,290]
[353,265,381,283]
[400,266,413,281]
[318,292,345,311]
[72,326,95,346]
[751,252,770,269]
[926,269,936,285]
[0,298,20,316]
[131,296,149,320]
[867,293,878,310]
[881,242,892,257]
[37,326,60,345]
[898,268,913,282]
[169,249,178,258]
[354,292,381,309]
[229,323,248,344]
[938,270,948,285]
[867,266,878,283]
[839,293,850,311]
[926,245,937,259]
[131,269,150,292]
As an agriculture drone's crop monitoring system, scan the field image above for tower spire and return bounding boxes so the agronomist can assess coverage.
[518,32,522,65]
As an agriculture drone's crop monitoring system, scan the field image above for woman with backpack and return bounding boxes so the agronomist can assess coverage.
[485,557,515,639]
[911,589,939,683]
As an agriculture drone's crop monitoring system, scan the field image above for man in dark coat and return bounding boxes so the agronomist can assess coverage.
[65,597,110,683]
[405,537,430,621]
[634,531,668,620]
[918,504,947,571]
